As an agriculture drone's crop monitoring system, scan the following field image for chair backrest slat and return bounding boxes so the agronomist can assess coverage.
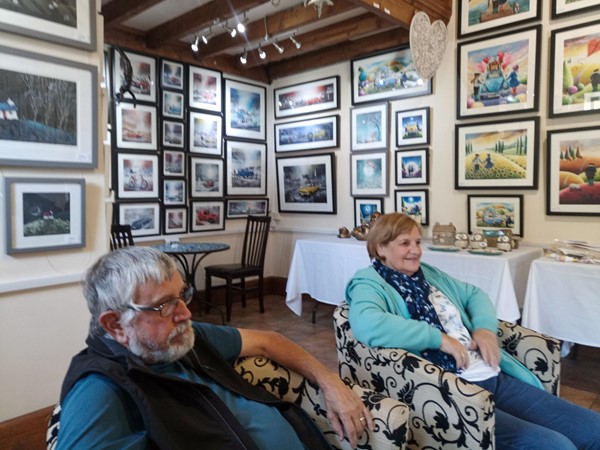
[110,224,135,251]
[241,216,271,267]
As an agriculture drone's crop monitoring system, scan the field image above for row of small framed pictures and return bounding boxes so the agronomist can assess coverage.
[458,20,600,120]
[114,141,267,201]
[116,198,270,238]
[457,0,600,40]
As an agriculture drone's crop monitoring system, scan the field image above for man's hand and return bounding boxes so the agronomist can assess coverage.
[319,372,373,449]
[470,328,500,369]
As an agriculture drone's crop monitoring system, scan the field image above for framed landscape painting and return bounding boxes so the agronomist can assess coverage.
[351,46,432,105]
[457,25,540,119]
[225,140,267,196]
[396,107,429,147]
[163,179,185,205]
[351,103,388,151]
[546,126,600,216]
[162,120,184,149]
[276,153,336,214]
[0,45,97,168]
[274,115,339,152]
[4,177,85,254]
[116,153,159,199]
[162,91,184,119]
[455,117,539,189]
[457,0,541,39]
[351,151,388,197]
[189,112,222,155]
[190,157,224,198]
[161,59,184,90]
[552,0,600,18]
[163,150,185,176]
[226,198,269,219]
[549,20,600,118]
[118,202,160,237]
[0,0,95,50]
[467,194,523,236]
[224,79,266,141]
[274,76,340,119]
[113,49,156,104]
[164,207,187,234]
[394,189,429,226]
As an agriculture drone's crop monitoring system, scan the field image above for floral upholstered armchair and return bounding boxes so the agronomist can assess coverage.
[334,302,561,450]
[47,355,409,450]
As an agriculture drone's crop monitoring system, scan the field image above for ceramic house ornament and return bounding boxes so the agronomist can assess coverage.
[433,222,456,246]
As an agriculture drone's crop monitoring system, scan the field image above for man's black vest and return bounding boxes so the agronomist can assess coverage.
[61,331,332,450]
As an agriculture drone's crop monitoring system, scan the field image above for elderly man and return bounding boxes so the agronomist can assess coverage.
[57,247,372,449]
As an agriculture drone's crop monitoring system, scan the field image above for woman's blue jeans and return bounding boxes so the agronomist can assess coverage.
[473,373,600,449]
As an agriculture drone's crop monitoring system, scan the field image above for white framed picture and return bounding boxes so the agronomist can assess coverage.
[190,157,224,198]
[116,103,157,150]
[118,202,160,237]
[351,151,388,196]
[225,140,267,196]
[116,153,159,199]
[191,201,225,232]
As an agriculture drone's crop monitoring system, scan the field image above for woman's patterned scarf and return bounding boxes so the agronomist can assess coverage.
[373,259,459,373]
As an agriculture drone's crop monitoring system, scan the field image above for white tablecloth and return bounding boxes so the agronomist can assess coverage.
[285,235,542,322]
[522,258,600,347]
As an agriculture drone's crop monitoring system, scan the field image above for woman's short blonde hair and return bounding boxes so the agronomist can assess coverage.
[366,212,421,259]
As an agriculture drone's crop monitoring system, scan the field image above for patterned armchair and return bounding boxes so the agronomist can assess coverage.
[47,356,410,450]
[334,302,561,450]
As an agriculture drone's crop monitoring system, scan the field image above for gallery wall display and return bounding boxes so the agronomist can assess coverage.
[351,151,388,197]
[276,153,336,214]
[188,65,222,112]
[457,25,541,119]
[395,148,429,186]
[394,189,429,225]
[467,194,523,236]
[115,103,158,150]
[455,117,539,189]
[4,178,86,254]
[225,140,267,196]
[116,153,159,199]
[354,198,384,227]
[191,201,225,232]
[274,76,340,119]
[226,198,269,219]
[190,157,224,198]
[549,20,600,118]
[224,79,266,141]
[395,107,430,147]
[0,0,96,50]
[351,103,388,151]
[113,48,157,104]
[546,126,600,216]
[118,202,161,237]
[0,45,98,168]
[351,46,432,105]
[552,0,600,18]
[274,115,339,152]
[457,0,541,39]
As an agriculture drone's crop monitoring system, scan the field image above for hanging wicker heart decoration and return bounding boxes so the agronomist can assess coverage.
[409,11,447,80]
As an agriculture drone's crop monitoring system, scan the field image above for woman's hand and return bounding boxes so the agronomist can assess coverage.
[439,333,469,369]
[470,328,500,369]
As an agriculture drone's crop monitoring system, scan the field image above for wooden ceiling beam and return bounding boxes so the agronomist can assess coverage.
[101,0,164,27]
[145,0,264,49]
[345,0,452,26]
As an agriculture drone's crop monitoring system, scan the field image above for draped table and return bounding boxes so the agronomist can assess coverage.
[522,258,600,347]
[285,235,542,322]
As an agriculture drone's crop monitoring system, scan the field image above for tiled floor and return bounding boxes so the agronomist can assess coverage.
[193,294,600,413]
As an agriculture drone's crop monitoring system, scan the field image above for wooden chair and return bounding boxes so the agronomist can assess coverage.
[205,216,271,322]
[110,224,135,251]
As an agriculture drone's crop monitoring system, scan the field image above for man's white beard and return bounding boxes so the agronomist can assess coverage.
[126,320,195,364]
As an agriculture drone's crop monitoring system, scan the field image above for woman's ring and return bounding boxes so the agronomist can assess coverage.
[359,417,365,422]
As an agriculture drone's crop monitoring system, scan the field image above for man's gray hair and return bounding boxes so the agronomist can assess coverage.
[84,247,178,336]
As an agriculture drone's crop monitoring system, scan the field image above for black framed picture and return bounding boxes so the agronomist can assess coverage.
[274,76,340,119]
[395,148,429,186]
[394,189,429,226]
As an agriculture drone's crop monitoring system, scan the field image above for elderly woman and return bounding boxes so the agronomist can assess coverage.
[346,212,600,450]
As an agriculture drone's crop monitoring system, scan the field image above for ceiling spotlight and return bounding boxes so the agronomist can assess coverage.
[273,40,284,54]
[290,34,302,49]
[202,27,212,44]
[258,43,266,59]
[240,49,247,64]
[237,22,246,33]
[191,36,199,52]
[224,23,237,38]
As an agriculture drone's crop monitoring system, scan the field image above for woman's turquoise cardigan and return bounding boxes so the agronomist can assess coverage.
[345,262,542,389]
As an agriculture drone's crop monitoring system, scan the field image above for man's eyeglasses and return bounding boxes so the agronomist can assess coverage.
[127,286,195,318]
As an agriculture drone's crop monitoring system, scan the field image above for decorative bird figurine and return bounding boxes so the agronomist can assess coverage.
[304,0,334,18]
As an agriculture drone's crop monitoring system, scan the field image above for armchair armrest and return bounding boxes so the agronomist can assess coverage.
[497,320,561,395]
[235,356,409,450]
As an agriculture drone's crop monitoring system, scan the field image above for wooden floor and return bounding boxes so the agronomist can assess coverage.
[192,294,600,413]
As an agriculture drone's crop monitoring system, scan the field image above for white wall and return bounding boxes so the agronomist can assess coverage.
[1,1,599,421]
